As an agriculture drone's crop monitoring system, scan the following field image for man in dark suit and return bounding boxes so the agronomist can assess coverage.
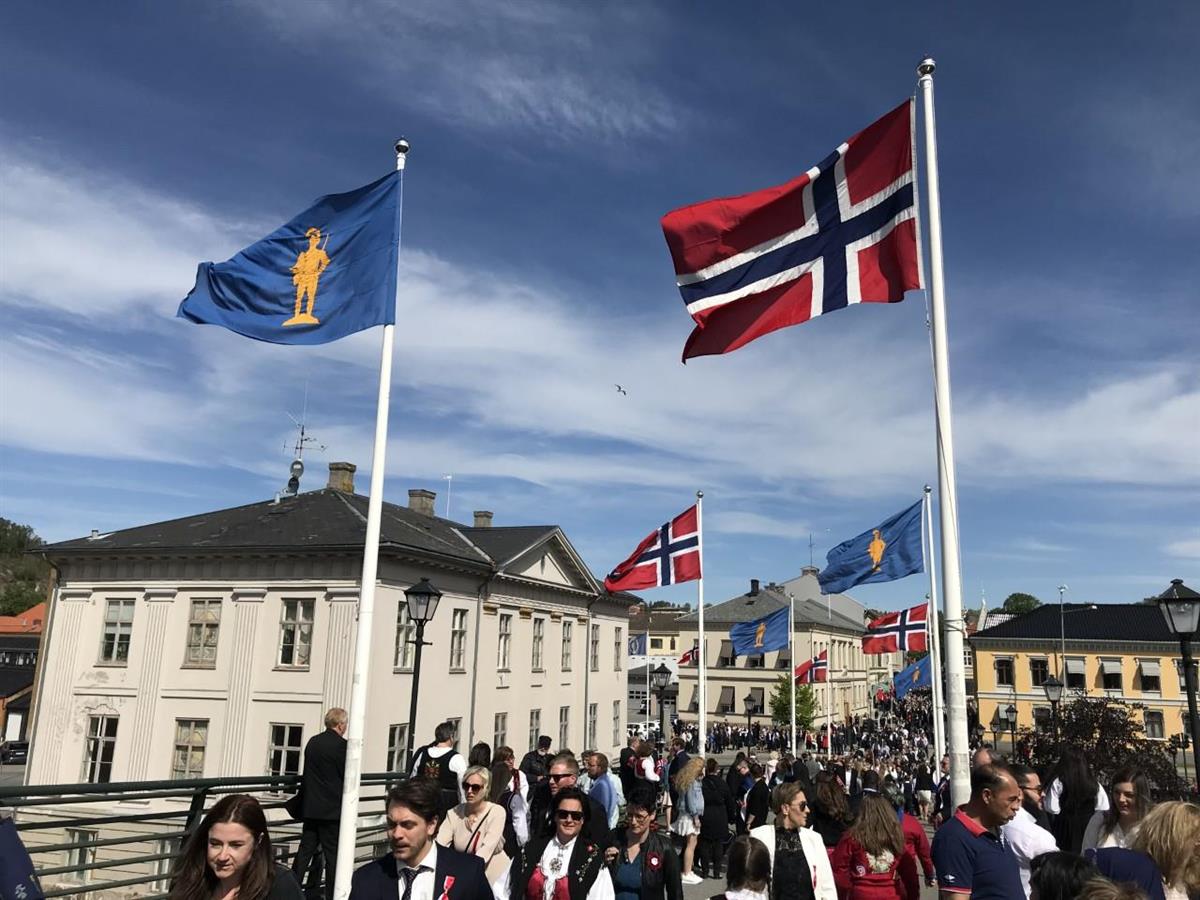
[526,752,611,847]
[293,707,348,900]
[350,777,492,900]
[665,737,689,824]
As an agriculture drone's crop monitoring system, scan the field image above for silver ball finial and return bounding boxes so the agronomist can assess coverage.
[917,57,936,76]
[394,138,410,156]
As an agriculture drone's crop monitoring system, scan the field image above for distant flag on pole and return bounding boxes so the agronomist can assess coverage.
[605,505,701,592]
[679,641,699,666]
[794,649,829,684]
[178,172,400,344]
[818,500,924,595]
[730,606,789,655]
[893,654,931,700]
[661,100,921,361]
[628,633,648,656]
[863,603,929,654]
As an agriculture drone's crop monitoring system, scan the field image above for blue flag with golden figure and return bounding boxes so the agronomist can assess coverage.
[178,171,399,344]
[817,499,923,595]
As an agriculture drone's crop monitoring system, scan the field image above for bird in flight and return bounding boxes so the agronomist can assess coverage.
[614,384,627,395]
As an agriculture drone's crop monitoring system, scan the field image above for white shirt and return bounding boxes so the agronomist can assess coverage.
[1003,808,1058,898]
[398,842,439,900]
[1043,778,1108,816]
[491,837,615,900]
[1081,810,1137,851]
[411,745,469,801]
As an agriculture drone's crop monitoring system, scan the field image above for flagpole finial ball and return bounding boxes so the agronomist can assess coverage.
[917,57,936,76]
[696,490,704,499]
[394,138,410,156]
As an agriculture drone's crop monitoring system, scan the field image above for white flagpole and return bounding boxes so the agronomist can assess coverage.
[696,490,707,753]
[789,593,797,757]
[918,57,970,807]
[825,650,832,760]
[331,141,407,900]
[923,486,946,766]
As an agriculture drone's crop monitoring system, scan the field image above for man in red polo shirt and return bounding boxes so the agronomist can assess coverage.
[930,763,1023,899]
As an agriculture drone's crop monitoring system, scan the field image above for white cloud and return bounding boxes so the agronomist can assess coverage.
[708,511,811,540]
[1165,537,1200,560]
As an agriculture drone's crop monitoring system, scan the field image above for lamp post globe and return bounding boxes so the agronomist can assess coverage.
[1042,675,1064,748]
[1151,579,1200,780]
[402,577,443,769]
[650,664,672,740]
[1006,704,1018,754]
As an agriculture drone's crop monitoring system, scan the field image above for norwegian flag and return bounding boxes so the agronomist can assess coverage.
[604,504,701,592]
[862,602,928,654]
[661,100,921,360]
[678,641,699,666]
[794,649,829,684]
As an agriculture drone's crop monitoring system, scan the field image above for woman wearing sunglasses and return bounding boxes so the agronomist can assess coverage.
[604,785,682,900]
[439,764,510,882]
[493,787,614,900]
[748,781,836,900]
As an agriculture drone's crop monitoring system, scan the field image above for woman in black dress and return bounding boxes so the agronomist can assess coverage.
[698,758,737,879]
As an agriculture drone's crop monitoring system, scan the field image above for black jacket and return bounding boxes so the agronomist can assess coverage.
[299,729,347,820]
[510,833,607,900]
[743,780,770,829]
[349,846,491,900]
[608,830,682,900]
[520,750,549,782]
[698,775,736,840]
[527,782,612,848]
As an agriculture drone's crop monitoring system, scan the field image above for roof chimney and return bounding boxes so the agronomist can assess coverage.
[473,510,494,528]
[327,462,356,493]
[749,578,760,596]
[801,565,820,577]
[408,489,437,516]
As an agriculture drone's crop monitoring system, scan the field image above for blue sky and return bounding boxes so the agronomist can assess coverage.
[2,1,1197,614]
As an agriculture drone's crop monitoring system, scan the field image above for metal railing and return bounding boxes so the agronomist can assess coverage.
[0,773,400,899]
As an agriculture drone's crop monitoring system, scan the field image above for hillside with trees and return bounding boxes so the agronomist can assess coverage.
[0,518,50,616]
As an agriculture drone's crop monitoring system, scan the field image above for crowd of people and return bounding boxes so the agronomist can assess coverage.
[151,706,1200,900]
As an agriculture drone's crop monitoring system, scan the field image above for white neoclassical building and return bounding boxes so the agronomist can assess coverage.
[28,463,630,790]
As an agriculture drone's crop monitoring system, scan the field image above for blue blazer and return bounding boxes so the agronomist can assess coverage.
[349,845,492,900]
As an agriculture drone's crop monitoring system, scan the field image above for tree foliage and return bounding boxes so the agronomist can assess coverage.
[768,674,817,732]
[0,518,48,617]
[1016,695,1187,799]
[1002,592,1041,615]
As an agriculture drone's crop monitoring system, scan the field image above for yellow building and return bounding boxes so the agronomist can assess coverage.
[970,601,1193,745]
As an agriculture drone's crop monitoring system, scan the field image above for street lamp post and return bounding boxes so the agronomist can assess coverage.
[1042,675,1064,749]
[744,692,758,748]
[650,664,672,743]
[403,578,443,769]
[1006,704,1018,756]
[1152,579,1200,780]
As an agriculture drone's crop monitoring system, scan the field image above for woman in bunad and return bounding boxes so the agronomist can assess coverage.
[493,787,614,900]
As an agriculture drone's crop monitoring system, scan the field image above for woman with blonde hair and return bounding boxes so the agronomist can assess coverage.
[1128,800,1200,900]
[830,793,919,900]
[436,763,509,881]
[671,756,706,884]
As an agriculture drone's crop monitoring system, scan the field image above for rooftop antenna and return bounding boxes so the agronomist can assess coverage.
[443,474,452,519]
[282,382,326,497]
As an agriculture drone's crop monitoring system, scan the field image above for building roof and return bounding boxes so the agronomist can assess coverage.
[0,603,45,634]
[0,668,34,700]
[979,611,1014,631]
[628,606,691,633]
[39,489,593,584]
[676,572,865,633]
[971,602,1176,644]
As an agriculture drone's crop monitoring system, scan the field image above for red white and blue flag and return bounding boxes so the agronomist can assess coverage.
[862,602,928,654]
[604,505,701,592]
[794,649,829,684]
[661,100,922,360]
[678,641,699,666]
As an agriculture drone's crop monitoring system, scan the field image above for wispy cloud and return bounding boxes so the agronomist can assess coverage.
[1164,537,1200,560]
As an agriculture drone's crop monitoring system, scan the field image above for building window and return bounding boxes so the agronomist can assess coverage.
[650,637,664,650]
[184,598,221,667]
[83,715,118,783]
[670,637,677,650]
[267,724,303,777]
[587,703,598,748]
[718,641,735,668]
[559,706,570,749]
[532,618,545,671]
[1101,659,1123,691]
[386,723,409,772]
[449,609,468,670]
[1145,710,1165,739]
[1030,658,1049,687]
[963,647,972,668]
[1066,658,1086,691]
[63,829,97,883]
[995,657,1014,687]
[494,713,507,749]
[278,599,314,668]
[172,719,208,779]
[561,621,573,671]
[100,598,135,664]
[746,654,765,669]
[1033,707,1051,733]
[614,627,623,671]
[153,838,181,891]
[394,604,416,669]
[529,709,541,751]
[1138,660,1162,693]
[590,624,600,672]
[498,614,512,670]
[612,700,622,745]
[445,718,461,749]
